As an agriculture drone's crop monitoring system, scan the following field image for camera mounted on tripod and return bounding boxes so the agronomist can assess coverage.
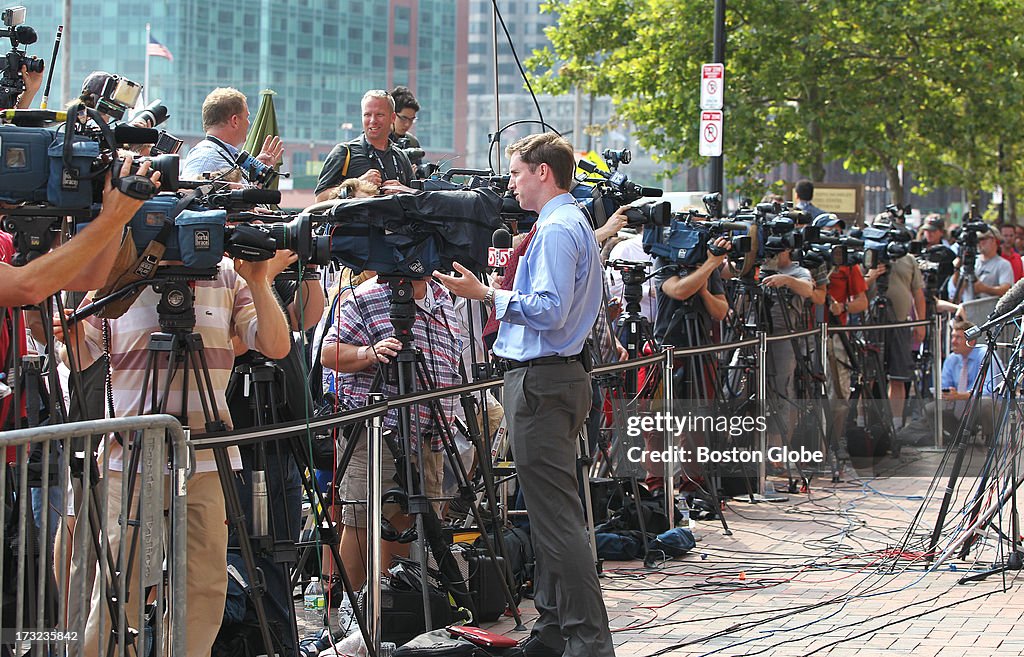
[0,102,171,263]
[643,194,755,274]
[794,214,865,270]
[850,217,921,269]
[324,185,504,278]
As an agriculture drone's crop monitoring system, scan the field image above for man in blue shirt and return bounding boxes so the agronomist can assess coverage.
[180,87,283,182]
[897,319,1001,446]
[434,132,614,657]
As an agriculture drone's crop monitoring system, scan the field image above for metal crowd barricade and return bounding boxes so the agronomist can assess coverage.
[1,414,188,657]
[827,318,938,447]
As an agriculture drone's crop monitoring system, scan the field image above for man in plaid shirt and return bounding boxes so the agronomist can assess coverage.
[320,275,460,588]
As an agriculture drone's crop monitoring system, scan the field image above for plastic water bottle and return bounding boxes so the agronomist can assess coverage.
[303,577,325,623]
[679,499,693,530]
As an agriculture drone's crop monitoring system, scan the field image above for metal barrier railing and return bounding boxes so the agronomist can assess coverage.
[0,317,951,655]
[1,414,188,657]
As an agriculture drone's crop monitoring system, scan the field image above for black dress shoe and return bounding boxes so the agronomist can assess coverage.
[519,635,562,657]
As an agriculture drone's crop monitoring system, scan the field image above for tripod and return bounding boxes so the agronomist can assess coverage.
[321,275,523,642]
[723,270,811,495]
[110,267,279,657]
[927,318,1021,577]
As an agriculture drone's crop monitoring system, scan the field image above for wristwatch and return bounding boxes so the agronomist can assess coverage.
[484,288,496,306]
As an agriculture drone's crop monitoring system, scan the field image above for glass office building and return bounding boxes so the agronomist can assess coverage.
[12,0,467,181]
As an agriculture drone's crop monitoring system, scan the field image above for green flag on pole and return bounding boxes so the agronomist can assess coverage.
[243,89,281,191]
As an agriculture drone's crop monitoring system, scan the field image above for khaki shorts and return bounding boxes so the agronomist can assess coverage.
[338,430,444,528]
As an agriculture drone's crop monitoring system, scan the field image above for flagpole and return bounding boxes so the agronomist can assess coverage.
[144,23,151,105]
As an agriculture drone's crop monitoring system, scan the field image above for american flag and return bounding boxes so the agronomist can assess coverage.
[146,34,173,62]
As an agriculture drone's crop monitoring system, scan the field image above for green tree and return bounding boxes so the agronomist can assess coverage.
[530,0,1024,210]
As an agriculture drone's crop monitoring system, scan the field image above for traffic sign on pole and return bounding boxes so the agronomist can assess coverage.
[699,110,723,157]
[700,63,724,110]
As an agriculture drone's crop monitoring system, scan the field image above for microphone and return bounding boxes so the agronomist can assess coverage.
[964,277,1024,340]
[112,124,159,144]
[638,186,663,198]
[991,277,1024,318]
[14,25,37,45]
[488,228,513,275]
[227,189,282,205]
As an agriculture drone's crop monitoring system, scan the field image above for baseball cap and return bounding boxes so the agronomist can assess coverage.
[922,217,945,232]
[82,71,111,95]
[813,213,845,229]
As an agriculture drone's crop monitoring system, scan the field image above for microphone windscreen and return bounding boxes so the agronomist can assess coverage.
[492,227,512,249]
[14,25,37,45]
[992,276,1024,317]
[229,189,282,205]
[112,124,159,144]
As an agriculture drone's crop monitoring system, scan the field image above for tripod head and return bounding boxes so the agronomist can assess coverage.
[379,275,417,351]
[151,266,218,334]
[2,212,65,266]
[608,258,650,318]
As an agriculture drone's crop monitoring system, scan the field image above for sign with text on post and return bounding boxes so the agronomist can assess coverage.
[699,110,723,157]
[700,63,724,110]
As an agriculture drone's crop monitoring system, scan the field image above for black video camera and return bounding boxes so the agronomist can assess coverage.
[128,187,330,270]
[0,104,168,217]
[643,196,752,270]
[849,219,921,269]
[0,6,42,110]
[577,148,663,208]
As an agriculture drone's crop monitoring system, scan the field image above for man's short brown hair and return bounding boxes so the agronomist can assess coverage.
[952,319,976,333]
[201,87,247,131]
[505,132,576,191]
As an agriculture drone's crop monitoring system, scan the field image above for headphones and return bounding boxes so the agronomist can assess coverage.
[380,488,418,544]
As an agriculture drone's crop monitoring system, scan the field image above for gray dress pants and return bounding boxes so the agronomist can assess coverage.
[505,361,616,657]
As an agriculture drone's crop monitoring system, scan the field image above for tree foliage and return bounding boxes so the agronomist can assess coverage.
[529,0,1024,207]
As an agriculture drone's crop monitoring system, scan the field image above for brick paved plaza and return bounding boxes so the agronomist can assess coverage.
[476,445,1024,657]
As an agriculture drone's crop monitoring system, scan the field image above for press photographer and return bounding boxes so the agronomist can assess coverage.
[948,222,1012,304]
[63,223,291,657]
[861,212,926,432]
[315,89,415,202]
[181,87,284,186]
[0,5,43,110]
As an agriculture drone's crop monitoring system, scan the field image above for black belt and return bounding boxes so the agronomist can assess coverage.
[498,353,583,372]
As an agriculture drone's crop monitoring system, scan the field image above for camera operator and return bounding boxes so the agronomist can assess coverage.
[4,60,42,109]
[180,87,284,183]
[918,215,950,248]
[314,89,415,202]
[64,248,290,657]
[0,158,159,309]
[814,216,867,460]
[319,275,460,591]
[760,247,826,466]
[863,215,926,431]
[389,85,421,151]
[0,157,159,430]
[948,224,1013,303]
